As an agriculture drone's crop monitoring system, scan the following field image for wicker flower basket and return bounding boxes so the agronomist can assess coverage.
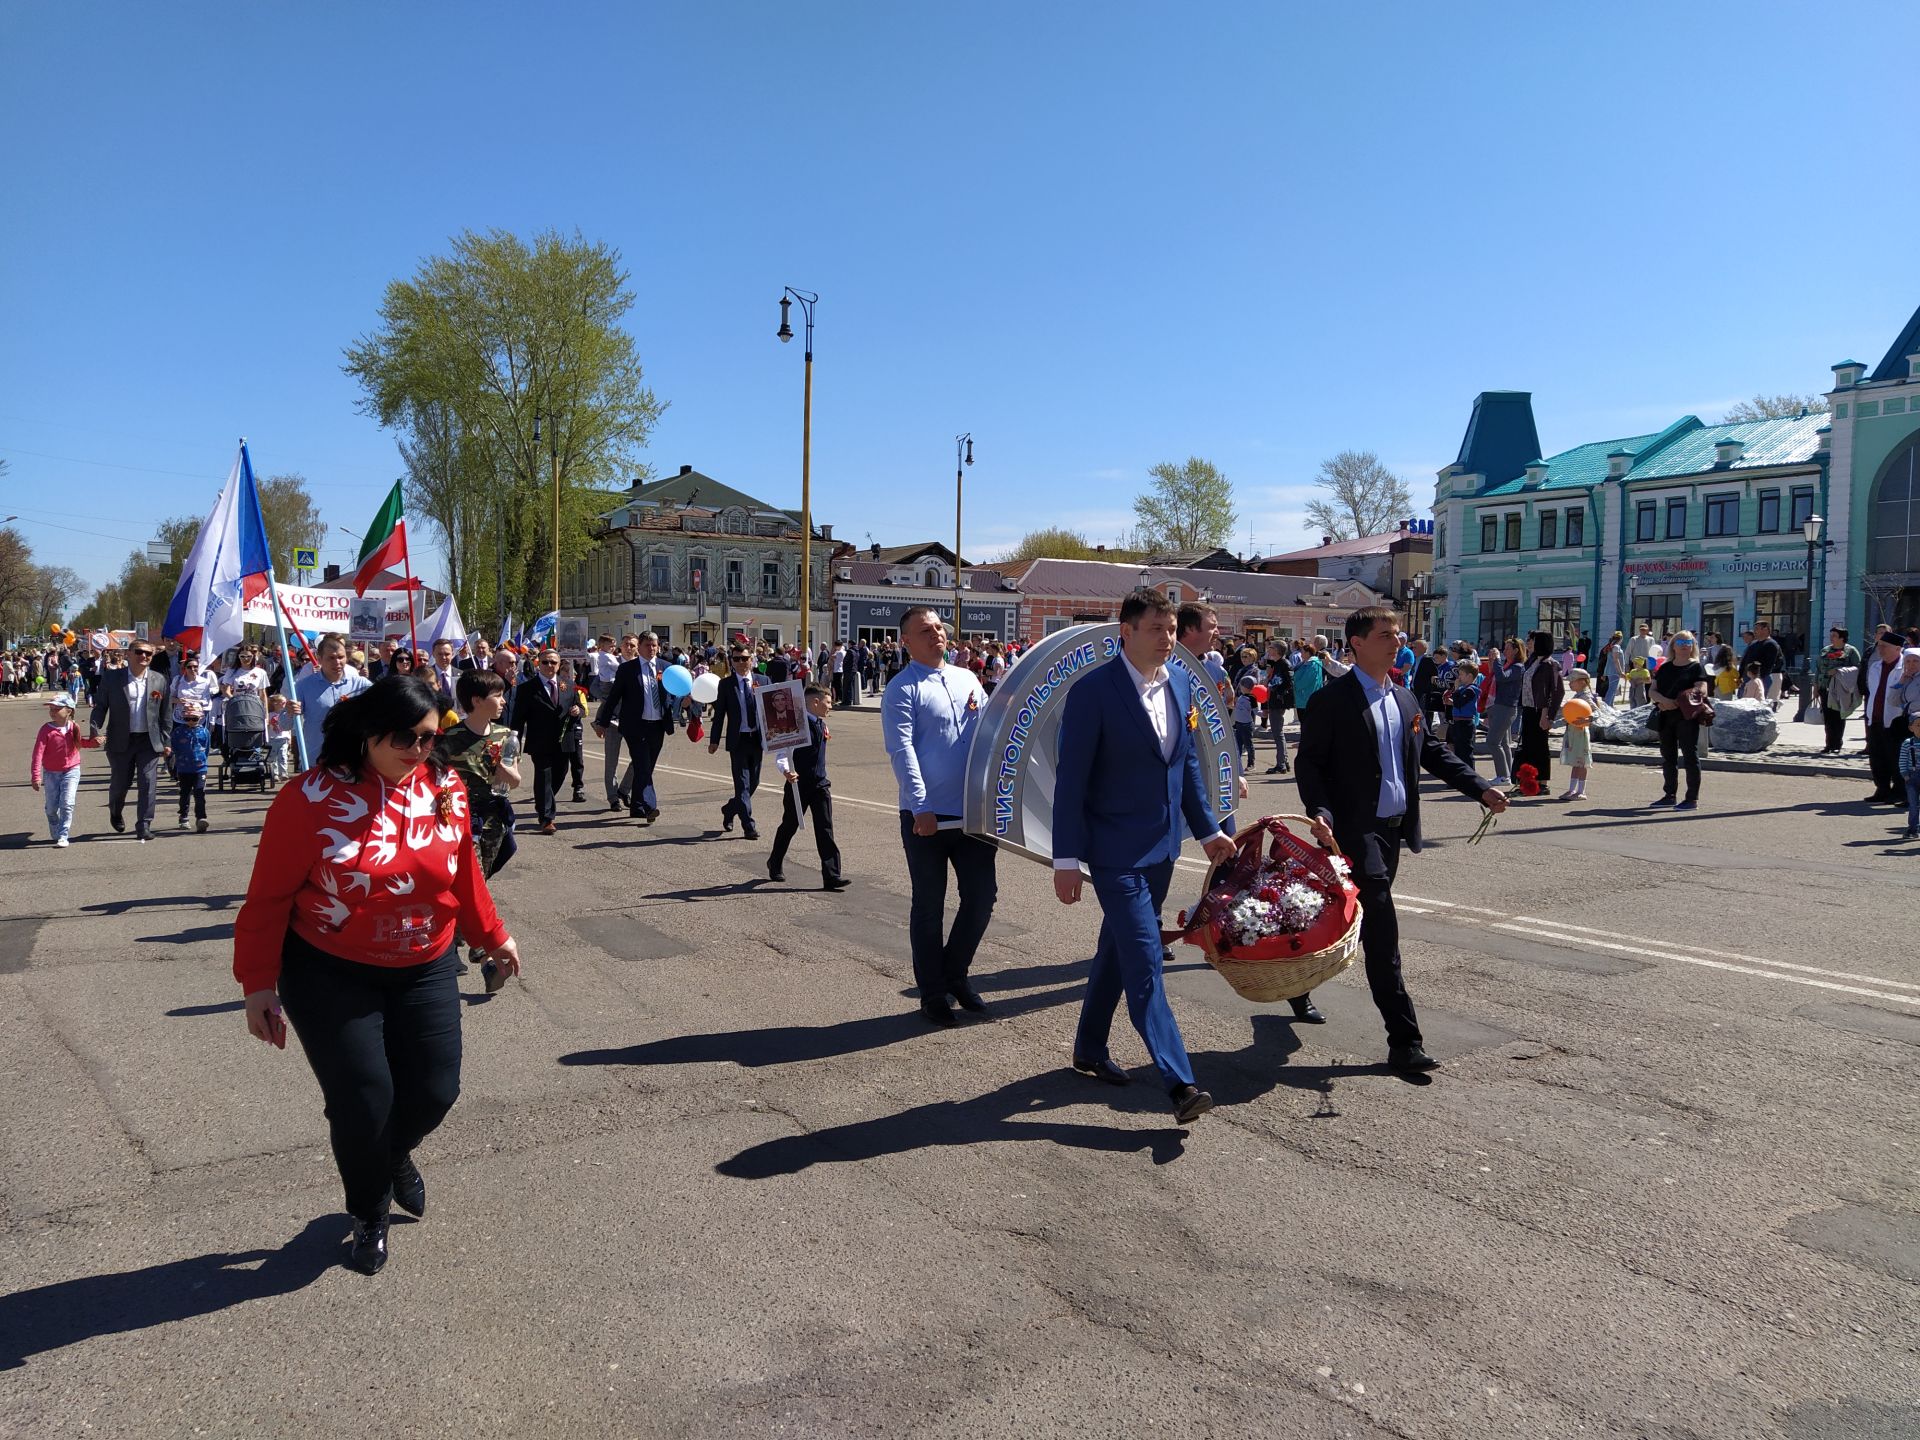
[1167,814,1362,1004]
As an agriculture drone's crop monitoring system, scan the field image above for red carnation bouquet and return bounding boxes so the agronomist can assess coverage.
[1172,816,1358,964]
[1514,764,1542,796]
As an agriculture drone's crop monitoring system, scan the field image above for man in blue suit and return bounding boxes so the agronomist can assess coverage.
[1052,587,1238,1123]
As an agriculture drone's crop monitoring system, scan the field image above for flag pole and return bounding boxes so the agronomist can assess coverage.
[401,516,421,659]
[248,439,311,772]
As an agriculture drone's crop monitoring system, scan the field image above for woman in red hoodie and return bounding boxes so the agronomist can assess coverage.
[234,673,522,1274]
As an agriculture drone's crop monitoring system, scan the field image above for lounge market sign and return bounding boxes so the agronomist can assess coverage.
[1625,555,1808,586]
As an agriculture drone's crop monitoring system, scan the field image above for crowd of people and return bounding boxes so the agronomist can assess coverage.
[13,599,1920,1277]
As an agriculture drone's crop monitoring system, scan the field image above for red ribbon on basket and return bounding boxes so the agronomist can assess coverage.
[1162,815,1350,952]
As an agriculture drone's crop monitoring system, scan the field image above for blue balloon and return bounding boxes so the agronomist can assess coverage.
[661,663,694,697]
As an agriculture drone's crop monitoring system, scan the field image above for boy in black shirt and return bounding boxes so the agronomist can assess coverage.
[767,685,846,891]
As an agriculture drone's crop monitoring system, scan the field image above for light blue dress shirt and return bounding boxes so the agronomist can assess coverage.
[1354,666,1408,819]
[883,660,986,816]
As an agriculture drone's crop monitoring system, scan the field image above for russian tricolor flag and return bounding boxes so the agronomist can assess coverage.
[164,442,273,663]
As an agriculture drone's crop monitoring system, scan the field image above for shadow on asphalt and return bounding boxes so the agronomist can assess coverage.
[138,923,235,946]
[0,832,31,851]
[80,893,245,917]
[1526,799,1886,833]
[0,1216,341,1370]
[164,999,246,1017]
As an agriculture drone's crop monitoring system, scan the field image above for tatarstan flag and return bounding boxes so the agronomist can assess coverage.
[351,481,408,595]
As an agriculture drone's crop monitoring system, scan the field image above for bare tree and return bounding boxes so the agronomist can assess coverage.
[1304,450,1413,541]
[1720,393,1829,423]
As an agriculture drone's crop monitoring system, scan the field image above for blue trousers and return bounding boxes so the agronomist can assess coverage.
[723,739,763,827]
[1075,860,1194,1092]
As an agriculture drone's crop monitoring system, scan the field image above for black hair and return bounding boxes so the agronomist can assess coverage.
[1119,587,1177,626]
[1528,631,1555,660]
[1343,604,1398,644]
[316,674,447,781]
[1174,601,1216,637]
[456,668,506,709]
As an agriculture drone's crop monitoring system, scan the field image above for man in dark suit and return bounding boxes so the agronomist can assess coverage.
[767,685,845,890]
[707,645,765,839]
[428,639,461,712]
[1408,639,1442,730]
[513,649,580,835]
[1295,604,1507,1073]
[592,630,673,823]
[1053,587,1238,1124]
[88,639,170,841]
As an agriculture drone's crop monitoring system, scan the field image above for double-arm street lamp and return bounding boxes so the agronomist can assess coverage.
[1797,513,1832,721]
[777,288,819,656]
[953,433,973,639]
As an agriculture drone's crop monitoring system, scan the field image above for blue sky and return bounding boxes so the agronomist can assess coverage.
[4,1,1918,600]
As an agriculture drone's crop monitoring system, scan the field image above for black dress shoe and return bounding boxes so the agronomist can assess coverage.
[767,864,785,882]
[721,808,734,832]
[1649,795,1676,808]
[1290,997,1326,1023]
[951,985,987,1013]
[1265,765,1284,774]
[644,805,661,822]
[919,996,958,1028]
[110,812,126,833]
[571,790,586,803]
[1171,1084,1213,1123]
[1388,1045,1440,1072]
[391,1156,426,1218]
[822,877,850,892]
[347,1216,389,1275]
[1072,1055,1130,1086]
[743,824,760,841]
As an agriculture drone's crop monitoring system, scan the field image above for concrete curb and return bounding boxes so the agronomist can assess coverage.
[1589,746,1868,780]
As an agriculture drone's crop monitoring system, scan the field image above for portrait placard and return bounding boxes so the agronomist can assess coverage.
[755,679,808,753]
[347,598,388,644]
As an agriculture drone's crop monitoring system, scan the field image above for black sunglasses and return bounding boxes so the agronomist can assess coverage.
[388,726,440,752]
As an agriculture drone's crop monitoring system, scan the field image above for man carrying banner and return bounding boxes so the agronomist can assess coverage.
[1052,588,1236,1123]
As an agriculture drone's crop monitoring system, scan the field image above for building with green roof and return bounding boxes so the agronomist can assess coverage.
[1432,396,1829,663]
[1826,302,1920,638]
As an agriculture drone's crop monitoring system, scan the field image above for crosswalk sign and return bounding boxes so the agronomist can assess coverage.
[293,546,318,570]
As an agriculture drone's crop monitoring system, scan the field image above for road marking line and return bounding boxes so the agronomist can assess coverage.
[1487,923,1920,1010]
[1507,915,1920,993]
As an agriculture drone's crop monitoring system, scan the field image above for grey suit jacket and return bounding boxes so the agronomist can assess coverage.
[91,667,169,755]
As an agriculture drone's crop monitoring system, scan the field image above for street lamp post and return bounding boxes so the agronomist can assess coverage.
[777,288,819,656]
[533,413,560,621]
[953,433,973,640]
[1797,513,1829,721]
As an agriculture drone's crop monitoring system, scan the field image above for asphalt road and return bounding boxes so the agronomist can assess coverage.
[0,692,1914,1439]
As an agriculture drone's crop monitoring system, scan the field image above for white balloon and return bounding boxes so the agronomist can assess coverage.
[689,672,721,705]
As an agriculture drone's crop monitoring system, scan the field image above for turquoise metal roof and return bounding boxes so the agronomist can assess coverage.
[1625,412,1826,479]
[1478,431,1661,495]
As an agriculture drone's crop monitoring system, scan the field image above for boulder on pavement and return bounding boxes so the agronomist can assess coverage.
[1589,698,1656,746]
[1706,697,1779,753]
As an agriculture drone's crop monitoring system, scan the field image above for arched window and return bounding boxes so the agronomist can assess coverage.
[1869,432,1920,573]
[925,568,941,587]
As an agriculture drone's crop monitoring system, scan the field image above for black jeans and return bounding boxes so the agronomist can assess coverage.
[1821,706,1846,752]
[176,770,207,820]
[1866,722,1903,797]
[898,812,998,1001]
[769,779,841,882]
[1336,819,1421,1049]
[278,935,463,1223]
[1517,706,1552,783]
[1657,712,1701,801]
[529,749,567,823]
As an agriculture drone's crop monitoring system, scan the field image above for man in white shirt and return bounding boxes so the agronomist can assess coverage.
[429,639,460,710]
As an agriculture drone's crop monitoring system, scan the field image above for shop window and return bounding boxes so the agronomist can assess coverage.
[1632,592,1684,637]
[1755,590,1810,665]
[1537,597,1581,643]
[1704,493,1739,537]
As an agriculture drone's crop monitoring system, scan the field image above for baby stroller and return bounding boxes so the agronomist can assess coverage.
[219,690,272,791]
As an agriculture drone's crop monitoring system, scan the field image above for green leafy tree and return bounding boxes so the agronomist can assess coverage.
[343,228,664,623]
[1133,457,1237,553]
[999,526,1101,562]
[1304,450,1412,541]
[1720,393,1829,423]
[257,472,327,575]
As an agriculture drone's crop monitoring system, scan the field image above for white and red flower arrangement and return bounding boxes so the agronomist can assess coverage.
[1174,816,1358,962]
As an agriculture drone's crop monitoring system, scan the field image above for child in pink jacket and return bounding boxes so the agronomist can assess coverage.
[31,693,86,847]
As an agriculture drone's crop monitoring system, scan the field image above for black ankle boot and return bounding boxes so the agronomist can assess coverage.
[348,1215,389,1274]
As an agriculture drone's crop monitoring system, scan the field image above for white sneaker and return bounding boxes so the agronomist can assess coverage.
[177,816,189,830]
[54,837,69,848]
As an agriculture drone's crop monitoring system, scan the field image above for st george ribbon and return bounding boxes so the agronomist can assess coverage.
[962,624,1235,865]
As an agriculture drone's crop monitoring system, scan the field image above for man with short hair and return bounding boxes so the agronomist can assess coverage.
[709,646,766,839]
[593,631,673,823]
[429,639,460,710]
[364,638,398,682]
[289,636,371,764]
[1295,605,1507,1072]
[883,605,998,1026]
[1054,588,1238,1123]
[515,650,579,834]
[88,639,170,840]
[1862,629,1912,804]
[1741,621,1785,705]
